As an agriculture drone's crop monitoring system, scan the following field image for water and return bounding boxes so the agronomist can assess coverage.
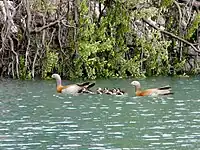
[0,77,200,150]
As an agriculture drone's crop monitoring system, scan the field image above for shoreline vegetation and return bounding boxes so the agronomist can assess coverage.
[0,0,200,80]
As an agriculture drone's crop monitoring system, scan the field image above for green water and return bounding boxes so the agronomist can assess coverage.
[0,77,200,150]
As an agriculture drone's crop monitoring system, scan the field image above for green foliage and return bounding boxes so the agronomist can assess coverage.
[19,56,31,80]
[160,0,174,8]
[186,13,200,40]
[121,57,145,78]
[32,0,57,13]
[135,30,171,76]
[133,7,159,19]
[70,0,179,79]
[72,0,131,79]
[17,0,200,79]
[130,1,172,77]
[17,30,23,42]
[173,59,186,75]
[42,47,58,79]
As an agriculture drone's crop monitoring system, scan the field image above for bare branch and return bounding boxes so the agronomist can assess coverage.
[31,43,39,79]
[61,20,76,28]
[174,1,183,29]
[48,28,56,46]
[143,18,200,53]
[178,0,200,10]
[58,21,67,56]
[8,36,19,78]
[30,20,59,33]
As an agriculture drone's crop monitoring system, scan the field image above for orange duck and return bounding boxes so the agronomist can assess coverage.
[131,81,173,96]
[52,74,95,95]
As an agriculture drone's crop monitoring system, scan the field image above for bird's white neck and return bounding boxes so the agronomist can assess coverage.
[135,85,141,92]
[53,74,62,86]
[56,79,61,86]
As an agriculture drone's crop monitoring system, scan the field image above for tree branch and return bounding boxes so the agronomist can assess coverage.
[24,0,31,74]
[142,18,200,53]
[8,36,19,78]
[30,20,59,33]
[178,0,200,10]
[58,21,67,56]
[174,0,183,29]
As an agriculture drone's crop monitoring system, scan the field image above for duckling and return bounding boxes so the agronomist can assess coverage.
[119,88,126,93]
[110,88,118,95]
[96,87,103,94]
[103,88,113,95]
[81,88,95,94]
[115,88,125,95]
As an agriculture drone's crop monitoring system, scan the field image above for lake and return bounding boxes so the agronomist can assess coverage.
[0,76,200,149]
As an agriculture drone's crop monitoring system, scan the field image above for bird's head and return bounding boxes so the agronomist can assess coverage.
[131,81,140,87]
[52,74,61,80]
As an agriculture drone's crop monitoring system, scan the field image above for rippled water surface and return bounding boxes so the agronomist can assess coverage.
[0,77,200,150]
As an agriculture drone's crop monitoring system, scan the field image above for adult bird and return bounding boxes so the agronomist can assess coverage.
[52,74,95,95]
[131,81,173,96]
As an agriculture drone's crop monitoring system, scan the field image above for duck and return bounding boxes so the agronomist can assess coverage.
[52,74,95,95]
[131,81,173,96]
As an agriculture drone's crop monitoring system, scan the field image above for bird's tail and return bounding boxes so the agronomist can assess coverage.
[86,83,95,89]
[77,82,95,89]
[163,92,174,95]
[158,85,171,90]
[78,82,95,94]
[77,82,91,87]
[157,85,174,96]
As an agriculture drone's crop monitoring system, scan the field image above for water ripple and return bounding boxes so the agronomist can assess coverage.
[1,78,200,149]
